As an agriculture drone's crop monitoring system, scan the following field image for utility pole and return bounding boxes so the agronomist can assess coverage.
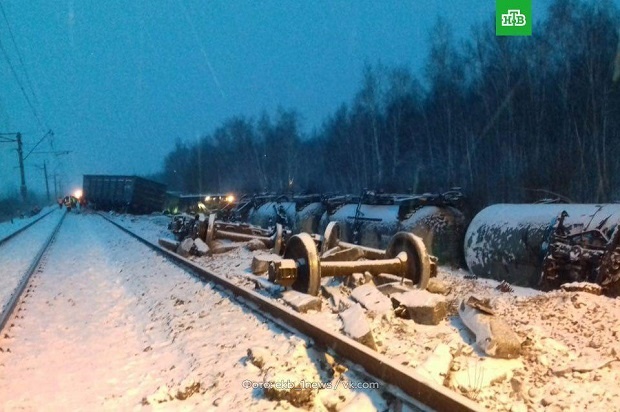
[54,174,58,199]
[16,133,27,202]
[43,161,50,201]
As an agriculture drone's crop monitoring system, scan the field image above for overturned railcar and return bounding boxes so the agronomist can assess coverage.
[318,191,468,266]
[248,195,325,234]
[464,204,620,295]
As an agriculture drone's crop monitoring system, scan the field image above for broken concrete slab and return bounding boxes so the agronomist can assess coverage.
[321,285,351,312]
[458,296,521,359]
[176,237,194,257]
[193,238,209,256]
[281,290,322,313]
[392,289,447,325]
[339,303,377,350]
[251,253,282,274]
[350,283,393,315]
[158,237,180,252]
[376,282,412,297]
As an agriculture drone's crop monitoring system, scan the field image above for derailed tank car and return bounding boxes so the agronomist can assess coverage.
[318,190,468,266]
[464,204,620,295]
[83,175,166,214]
[248,194,325,234]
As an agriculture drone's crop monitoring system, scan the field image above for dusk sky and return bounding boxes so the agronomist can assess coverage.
[1,1,557,198]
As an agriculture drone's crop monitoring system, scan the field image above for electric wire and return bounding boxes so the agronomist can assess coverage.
[0,35,44,130]
[0,6,45,131]
[0,2,41,114]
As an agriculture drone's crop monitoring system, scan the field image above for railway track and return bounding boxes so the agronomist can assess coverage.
[100,213,482,411]
[0,208,56,247]
[0,209,66,333]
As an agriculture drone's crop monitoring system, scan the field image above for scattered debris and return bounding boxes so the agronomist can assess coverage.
[426,278,451,295]
[560,282,602,295]
[281,290,322,313]
[175,379,201,400]
[251,253,281,274]
[551,356,617,376]
[376,282,412,297]
[457,296,521,359]
[321,285,351,312]
[176,238,194,257]
[193,238,209,256]
[208,240,239,255]
[262,370,314,407]
[339,303,377,350]
[495,280,514,293]
[246,238,267,251]
[247,346,275,369]
[349,283,393,315]
[391,289,447,325]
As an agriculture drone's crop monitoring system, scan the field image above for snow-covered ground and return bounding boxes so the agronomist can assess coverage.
[0,208,64,314]
[111,213,620,412]
[0,213,396,411]
[0,206,56,241]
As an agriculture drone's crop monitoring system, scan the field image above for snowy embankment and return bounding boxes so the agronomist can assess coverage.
[112,213,620,412]
[0,206,56,241]
[0,213,390,411]
[0,208,64,313]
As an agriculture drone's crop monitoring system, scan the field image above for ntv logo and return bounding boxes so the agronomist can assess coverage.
[496,0,531,36]
[501,10,527,27]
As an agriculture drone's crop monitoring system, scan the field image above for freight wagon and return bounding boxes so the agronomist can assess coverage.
[82,175,167,214]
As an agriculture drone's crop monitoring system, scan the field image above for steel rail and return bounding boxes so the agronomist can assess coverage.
[0,211,66,332]
[99,213,484,412]
[0,208,56,247]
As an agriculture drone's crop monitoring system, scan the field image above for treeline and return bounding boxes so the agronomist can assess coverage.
[158,0,620,211]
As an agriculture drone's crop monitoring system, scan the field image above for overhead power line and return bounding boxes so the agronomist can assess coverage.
[0,2,41,112]
[0,10,45,130]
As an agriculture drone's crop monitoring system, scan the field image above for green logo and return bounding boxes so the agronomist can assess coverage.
[496,0,532,36]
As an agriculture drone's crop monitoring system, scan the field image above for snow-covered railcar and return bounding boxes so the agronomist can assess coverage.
[464,204,620,295]
[248,195,325,234]
[317,191,468,266]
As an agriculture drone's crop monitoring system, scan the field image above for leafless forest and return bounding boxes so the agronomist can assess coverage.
[159,1,620,211]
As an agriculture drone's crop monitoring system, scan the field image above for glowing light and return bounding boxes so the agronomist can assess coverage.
[226,195,235,203]
[204,196,211,202]
[73,189,83,199]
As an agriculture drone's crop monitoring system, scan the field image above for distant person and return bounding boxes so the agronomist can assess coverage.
[64,196,72,212]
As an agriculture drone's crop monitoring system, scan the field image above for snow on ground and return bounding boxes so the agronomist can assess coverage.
[0,208,64,313]
[0,206,56,241]
[112,213,620,412]
[0,213,394,411]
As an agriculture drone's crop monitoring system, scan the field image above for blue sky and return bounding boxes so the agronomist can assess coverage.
[0,0,564,197]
